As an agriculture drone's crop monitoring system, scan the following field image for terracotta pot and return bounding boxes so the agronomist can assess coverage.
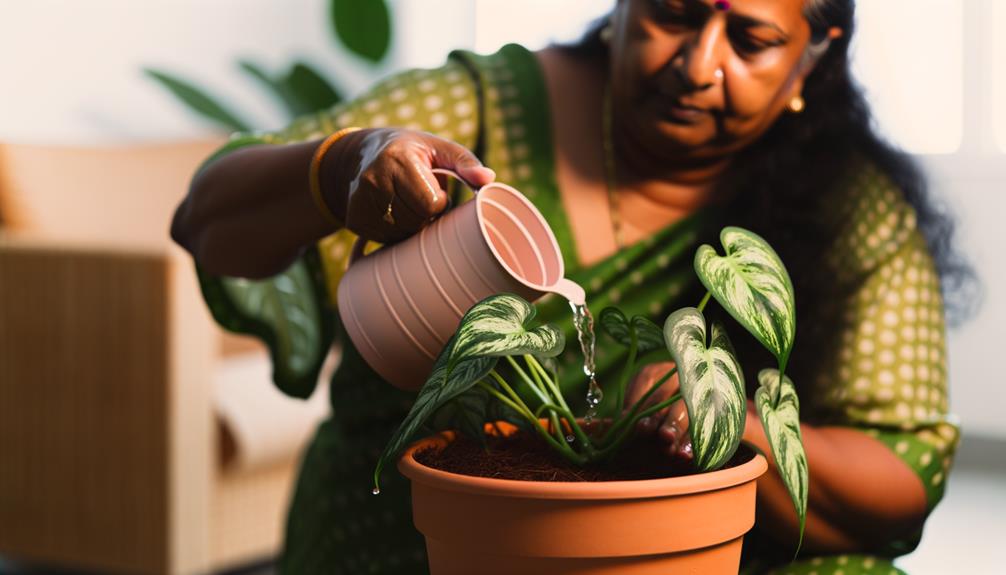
[398,427,768,575]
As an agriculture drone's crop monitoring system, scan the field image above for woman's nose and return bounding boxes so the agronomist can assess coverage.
[678,20,727,90]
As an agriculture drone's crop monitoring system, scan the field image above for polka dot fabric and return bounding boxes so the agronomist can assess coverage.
[808,165,959,519]
[757,553,909,575]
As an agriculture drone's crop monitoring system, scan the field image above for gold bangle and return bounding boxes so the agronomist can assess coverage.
[310,127,361,228]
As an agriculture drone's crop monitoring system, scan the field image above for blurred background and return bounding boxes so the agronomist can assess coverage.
[0,0,1002,573]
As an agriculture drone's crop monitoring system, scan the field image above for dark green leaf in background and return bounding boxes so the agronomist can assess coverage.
[144,68,251,132]
[240,60,342,118]
[599,307,664,355]
[287,62,343,111]
[331,0,392,63]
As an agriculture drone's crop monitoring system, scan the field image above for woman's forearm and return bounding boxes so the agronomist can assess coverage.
[171,136,354,279]
[743,402,927,553]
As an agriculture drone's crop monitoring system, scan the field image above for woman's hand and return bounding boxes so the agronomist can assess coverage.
[623,361,693,460]
[328,128,496,243]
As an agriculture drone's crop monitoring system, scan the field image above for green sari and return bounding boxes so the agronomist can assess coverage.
[195,44,956,575]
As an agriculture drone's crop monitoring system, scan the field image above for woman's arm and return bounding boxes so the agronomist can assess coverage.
[172,137,338,279]
[172,59,491,280]
[172,128,493,279]
[742,402,927,553]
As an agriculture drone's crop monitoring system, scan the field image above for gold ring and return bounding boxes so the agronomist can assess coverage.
[382,198,395,225]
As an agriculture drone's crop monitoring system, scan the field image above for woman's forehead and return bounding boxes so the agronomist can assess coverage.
[669,0,808,29]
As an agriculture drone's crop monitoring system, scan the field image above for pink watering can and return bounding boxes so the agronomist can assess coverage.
[336,169,585,391]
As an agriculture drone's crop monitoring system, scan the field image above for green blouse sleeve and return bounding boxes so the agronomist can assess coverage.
[807,163,959,533]
[194,59,481,399]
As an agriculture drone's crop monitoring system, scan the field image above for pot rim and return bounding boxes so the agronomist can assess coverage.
[398,430,768,501]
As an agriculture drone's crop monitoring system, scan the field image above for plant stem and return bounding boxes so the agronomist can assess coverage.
[594,392,682,460]
[601,365,678,446]
[477,381,584,464]
[526,355,571,413]
[519,356,574,447]
[505,356,550,407]
[614,333,638,424]
[697,291,712,313]
[525,356,594,453]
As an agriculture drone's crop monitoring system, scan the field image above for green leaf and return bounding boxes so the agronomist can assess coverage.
[631,316,665,355]
[755,368,809,549]
[331,0,392,63]
[286,62,342,112]
[694,226,795,370]
[374,294,561,489]
[144,68,250,132]
[196,249,333,399]
[240,60,343,118]
[599,307,664,354]
[374,333,496,489]
[452,294,564,363]
[430,386,491,444]
[238,60,296,116]
[664,308,746,471]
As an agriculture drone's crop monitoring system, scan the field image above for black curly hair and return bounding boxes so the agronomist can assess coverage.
[561,0,977,385]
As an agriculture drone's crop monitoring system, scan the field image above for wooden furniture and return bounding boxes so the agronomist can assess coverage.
[0,141,312,574]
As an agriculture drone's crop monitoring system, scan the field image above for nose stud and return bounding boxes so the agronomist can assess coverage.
[714,68,724,81]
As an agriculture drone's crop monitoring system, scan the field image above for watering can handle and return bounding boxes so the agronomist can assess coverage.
[347,168,479,265]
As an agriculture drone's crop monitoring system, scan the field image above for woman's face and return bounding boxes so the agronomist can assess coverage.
[609,0,815,161]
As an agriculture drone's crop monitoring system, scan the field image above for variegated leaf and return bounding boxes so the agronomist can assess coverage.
[694,227,795,369]
[430,385,491,443]
[452,294,564,363]
[375,294,562,488]
[374,331,496,489]
[599,307,665,354]
[755,369,809,544]
[664,308,746,471]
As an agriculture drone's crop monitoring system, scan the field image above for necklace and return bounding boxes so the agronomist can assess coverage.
[601,84,625,249]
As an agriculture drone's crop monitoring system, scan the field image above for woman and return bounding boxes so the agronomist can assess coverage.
[172,1,966,573]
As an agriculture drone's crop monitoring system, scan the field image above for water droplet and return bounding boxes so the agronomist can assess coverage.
[570,302,602,418]
[566,435,575,443]
[371,487,381,496]
[586,377,604,407]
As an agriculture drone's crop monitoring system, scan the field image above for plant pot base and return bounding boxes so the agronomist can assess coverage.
[399,427,767,575]
[426,536,742,575]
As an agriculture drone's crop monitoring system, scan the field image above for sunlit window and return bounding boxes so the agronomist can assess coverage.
[852,0,964,154]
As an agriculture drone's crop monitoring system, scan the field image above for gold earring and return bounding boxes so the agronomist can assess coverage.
[788,95,805,113]
[600,24,613,44]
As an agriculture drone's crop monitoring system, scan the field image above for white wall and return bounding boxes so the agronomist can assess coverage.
[2,0,1002,436]
[0,0,473,144]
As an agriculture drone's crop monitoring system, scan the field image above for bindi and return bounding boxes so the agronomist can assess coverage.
[713,0,731,10]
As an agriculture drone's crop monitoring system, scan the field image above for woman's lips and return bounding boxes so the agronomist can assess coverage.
[663,100,711,124]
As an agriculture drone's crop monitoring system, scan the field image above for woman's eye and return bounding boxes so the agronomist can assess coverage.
[732,36,771,55]
[650,0,696,25]
[730,32,784,56]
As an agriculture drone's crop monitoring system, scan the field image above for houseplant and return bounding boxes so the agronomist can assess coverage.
[376,226,810,574]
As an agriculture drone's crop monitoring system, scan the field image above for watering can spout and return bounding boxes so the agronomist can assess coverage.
[551,278,585,307]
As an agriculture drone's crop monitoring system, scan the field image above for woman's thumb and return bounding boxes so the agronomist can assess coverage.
[429,136,496,187]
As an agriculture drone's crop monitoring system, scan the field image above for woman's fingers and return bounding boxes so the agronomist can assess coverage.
[342,128,492,242]
[425,133,496,188]
[659,401,693,461]
[625,362,679,435]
